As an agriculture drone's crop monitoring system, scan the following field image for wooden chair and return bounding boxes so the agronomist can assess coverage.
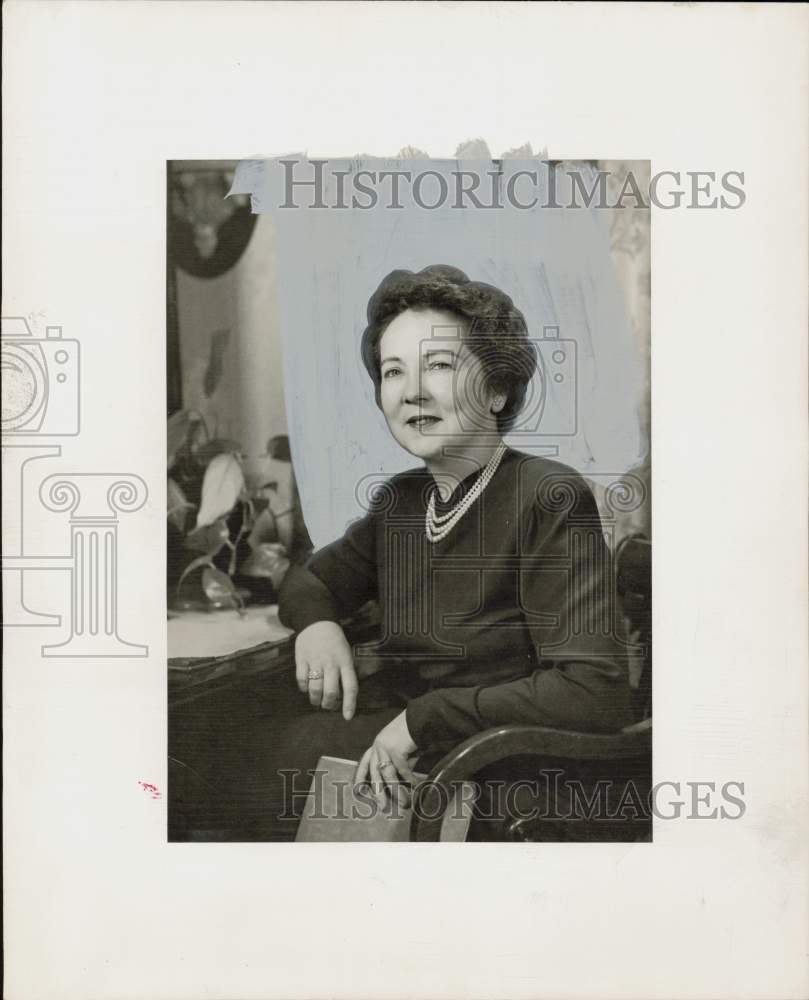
[409,535,652,842]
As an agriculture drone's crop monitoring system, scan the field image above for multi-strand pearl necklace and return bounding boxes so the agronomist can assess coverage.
[425,443,507,543]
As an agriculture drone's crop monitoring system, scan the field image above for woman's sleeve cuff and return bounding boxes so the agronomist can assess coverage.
[278,564,341,634]
[405,687,485,748]
[405,695,434,748]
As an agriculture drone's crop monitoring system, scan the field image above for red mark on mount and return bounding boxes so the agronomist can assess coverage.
[138,781,161,800]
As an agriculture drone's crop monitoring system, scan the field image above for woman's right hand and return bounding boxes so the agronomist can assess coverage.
[294,620,359,720]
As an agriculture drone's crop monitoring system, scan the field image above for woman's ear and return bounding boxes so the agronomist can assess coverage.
[490,394,506,414]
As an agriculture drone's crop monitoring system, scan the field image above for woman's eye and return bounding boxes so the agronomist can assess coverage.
[428,361,452,371]
[382,368,402,379]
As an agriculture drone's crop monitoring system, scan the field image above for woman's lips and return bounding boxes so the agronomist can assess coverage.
[406,415,441,428]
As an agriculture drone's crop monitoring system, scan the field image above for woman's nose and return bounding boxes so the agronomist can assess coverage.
[402,371,428,404]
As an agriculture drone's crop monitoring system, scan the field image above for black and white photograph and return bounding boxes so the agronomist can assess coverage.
[166,156,653,842]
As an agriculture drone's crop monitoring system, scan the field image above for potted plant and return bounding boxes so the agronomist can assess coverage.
[167,410,302,613]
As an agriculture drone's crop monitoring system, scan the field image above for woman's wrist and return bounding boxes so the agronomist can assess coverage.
[399,710,418,755]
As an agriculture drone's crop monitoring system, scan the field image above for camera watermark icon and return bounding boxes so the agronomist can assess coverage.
[1,315,148,657]
[1,317,80,436]
[532,326,577,437]
[415,322,577,447]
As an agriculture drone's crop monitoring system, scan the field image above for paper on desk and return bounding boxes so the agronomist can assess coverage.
[167,604,292,660]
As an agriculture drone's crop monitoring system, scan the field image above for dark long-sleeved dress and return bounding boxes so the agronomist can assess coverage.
[279,447,635,754]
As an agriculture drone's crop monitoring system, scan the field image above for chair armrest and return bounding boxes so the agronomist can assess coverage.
[426,724,651,781]
[410,724,652,842]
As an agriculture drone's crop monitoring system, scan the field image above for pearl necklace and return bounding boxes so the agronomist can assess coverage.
[425,443,507,543]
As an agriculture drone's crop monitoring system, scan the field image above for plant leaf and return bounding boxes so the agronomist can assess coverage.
[167,410,200,469]
[201,566,241,609]
[203,328,231,399]
[240,542,290,588]
[187,415,209,453]
[167,478,193,533]
[185,517,229,555]
[266,434,291,461]
[246,507,278,549]
[177,554,215,591]
[196,453,245,528]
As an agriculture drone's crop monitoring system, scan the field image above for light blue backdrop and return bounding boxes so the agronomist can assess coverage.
[232,158,645,549]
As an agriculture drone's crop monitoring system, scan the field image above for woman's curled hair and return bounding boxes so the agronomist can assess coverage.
[360,264,537,433]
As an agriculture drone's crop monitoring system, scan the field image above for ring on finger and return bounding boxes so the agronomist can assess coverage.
[308,671,324,681]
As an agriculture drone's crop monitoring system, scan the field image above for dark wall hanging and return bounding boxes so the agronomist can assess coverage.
[168,164,258,279]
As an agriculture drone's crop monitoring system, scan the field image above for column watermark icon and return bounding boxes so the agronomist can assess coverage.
[1,316,149,657]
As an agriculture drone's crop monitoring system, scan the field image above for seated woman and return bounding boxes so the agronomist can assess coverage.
[277,263,634,820]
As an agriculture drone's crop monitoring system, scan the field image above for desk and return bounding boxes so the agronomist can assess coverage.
[168,604,292,660]
[168,605,294,707]
[167,605,382,840]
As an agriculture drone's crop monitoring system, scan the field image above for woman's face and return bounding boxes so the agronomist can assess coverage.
[378,307,501,462]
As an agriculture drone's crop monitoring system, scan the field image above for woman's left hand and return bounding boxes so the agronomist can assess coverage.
[354,711,418,810]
